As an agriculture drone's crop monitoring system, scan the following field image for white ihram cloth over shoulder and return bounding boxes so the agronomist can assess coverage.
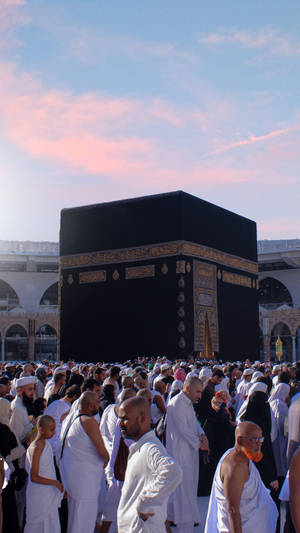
[205,449,278,533]
[235,380,251,418]
[59,416,104,533]
[100,403,118,455]
[117,430,182,533]
[44,399,70,457]
[24,440,62,533]
[166,391,204,528]
[269,383,290,476]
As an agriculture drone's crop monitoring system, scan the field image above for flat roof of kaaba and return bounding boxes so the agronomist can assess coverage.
[60,191,257,262]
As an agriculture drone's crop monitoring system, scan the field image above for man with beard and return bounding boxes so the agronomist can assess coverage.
[166,375,209,533]
[10,376,37,527]
[10,377,36,442]
[117,397,182,533]
[205,421,278,533]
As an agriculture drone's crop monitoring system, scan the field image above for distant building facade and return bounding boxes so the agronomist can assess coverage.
[258,239,300,362]
[0,241,58,361]
[0,238,299,362]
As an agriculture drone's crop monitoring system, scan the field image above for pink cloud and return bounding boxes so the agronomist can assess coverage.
[207,125,300,156]
[25,136,156,176]
[0,61,249,188]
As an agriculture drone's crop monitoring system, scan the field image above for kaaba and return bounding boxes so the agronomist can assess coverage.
[59,191,259,362]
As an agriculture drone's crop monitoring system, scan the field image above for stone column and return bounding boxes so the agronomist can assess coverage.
[28,335,35,361]
[1,337,5,362]
[264,335,271,361]
[292,335,296,363]
[27,318,35,362]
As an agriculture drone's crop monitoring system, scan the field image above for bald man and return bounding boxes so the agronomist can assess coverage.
[59,391,109,533]
[205,421,278,533]
[117,397,182,533]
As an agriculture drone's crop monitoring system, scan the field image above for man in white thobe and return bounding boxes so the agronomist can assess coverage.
[166,375,209,533]
[118,397,182,533]
[59,391,109,533]
[10,377,36,443]
[234,369,253,419]
[10,376,37,526]
[205,421,278,533]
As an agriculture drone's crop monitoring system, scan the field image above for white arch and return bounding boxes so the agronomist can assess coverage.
[0,278,20,306]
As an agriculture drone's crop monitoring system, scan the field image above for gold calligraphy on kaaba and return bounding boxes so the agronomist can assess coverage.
[222,271,252,288]
[125,265,155,280]
[60,240,258,275]
[79,270,107,284]
[193,260,219,352]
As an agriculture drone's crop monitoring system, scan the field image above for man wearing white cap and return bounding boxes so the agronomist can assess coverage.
[272,365,281,387]
[235,369,253,419]
[10,377,36,443]
[153,363,171,388]
[10,376,37,526]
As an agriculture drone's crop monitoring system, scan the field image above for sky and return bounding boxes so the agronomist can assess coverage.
[0,0,299,242]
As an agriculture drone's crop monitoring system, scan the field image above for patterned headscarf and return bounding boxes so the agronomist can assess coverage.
[174,368,186,383]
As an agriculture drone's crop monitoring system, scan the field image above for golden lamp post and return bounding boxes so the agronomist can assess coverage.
[275,336,283,362]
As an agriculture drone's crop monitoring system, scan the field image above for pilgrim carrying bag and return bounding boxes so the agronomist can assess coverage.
[114,436,129,482]
[10,460,28,491]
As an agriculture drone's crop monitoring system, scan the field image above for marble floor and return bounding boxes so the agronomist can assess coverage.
[170,497,210,533]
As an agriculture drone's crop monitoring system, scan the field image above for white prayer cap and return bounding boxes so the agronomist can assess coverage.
[160,363,170,372]
[16,376,37,388]
[54,366,67,375]
[251,370,263,382]
[242,368,254,377]
[199,367,212,379]
[273,365,281,372]
[248,382,268,397]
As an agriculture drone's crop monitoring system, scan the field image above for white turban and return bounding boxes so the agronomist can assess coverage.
[16,376,37,388]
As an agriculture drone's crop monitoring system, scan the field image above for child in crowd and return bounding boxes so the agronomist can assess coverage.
[24,414,64,533]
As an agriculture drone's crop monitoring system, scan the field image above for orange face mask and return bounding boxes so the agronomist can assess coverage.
[241,446,263,463]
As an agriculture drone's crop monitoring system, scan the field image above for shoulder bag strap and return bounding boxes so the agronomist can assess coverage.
[60,413,84,459]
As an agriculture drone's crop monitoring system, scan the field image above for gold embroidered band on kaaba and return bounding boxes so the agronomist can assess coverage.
[60,240,258,275]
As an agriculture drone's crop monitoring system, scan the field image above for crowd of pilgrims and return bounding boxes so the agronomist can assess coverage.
[0,356,299,533]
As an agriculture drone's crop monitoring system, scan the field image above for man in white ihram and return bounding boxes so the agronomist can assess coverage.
[205,421,278,533]
[166,375,209,533]
[117,396,182,533]
[59,391,109,533]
